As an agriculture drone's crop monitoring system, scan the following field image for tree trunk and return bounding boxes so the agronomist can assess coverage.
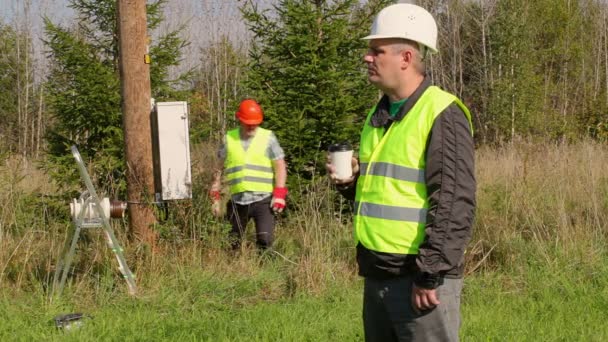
[36,86,43,158]
[117,0,157,246]
[605,9,608,106]
[510,63,515,140]
[16,32,22,155]
[480,0,489,144]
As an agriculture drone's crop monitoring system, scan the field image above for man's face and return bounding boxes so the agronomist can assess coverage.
[239,121,259,138]
[363,38,405,90]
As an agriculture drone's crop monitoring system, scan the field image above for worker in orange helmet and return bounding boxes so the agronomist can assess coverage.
[210,99,287,250]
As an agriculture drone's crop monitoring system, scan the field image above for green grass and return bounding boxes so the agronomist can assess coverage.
[0,261,365,341]
[1,255,607,341]
[462,258,608,341]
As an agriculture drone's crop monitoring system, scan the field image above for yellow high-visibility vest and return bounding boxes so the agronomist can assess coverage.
[225,127,274,194]
[354,86,472,254]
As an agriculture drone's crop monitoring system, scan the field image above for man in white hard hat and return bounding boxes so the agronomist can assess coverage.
[327,3,476,341]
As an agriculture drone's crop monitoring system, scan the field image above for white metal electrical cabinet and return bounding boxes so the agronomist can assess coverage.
[153,101,192,200]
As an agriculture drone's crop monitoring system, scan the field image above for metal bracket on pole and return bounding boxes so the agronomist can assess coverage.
[52,146,137,298]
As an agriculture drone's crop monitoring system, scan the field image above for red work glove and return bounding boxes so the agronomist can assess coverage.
[209,190,221,217]
[270,187,288,213]
[209,190,221,201]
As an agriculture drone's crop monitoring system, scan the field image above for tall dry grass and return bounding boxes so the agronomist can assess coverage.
[471,139,608,272]
[0,141,607,297]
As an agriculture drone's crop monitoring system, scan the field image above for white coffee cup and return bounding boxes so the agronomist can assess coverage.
[328,142,354,180]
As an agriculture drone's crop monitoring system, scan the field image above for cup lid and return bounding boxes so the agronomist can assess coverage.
[328,142,352,152]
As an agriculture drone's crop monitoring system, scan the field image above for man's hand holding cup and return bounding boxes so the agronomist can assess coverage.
[326,142,359,185]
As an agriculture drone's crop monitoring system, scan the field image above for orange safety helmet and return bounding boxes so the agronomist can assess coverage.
[236,99,263,125]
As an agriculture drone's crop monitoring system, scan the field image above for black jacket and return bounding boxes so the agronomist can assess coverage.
[339,78,476,289]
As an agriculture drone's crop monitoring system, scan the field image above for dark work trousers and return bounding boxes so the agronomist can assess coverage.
[226,196,275,249]
[363,275,463,342]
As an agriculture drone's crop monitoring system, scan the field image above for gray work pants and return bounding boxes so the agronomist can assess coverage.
[363,275,463,342]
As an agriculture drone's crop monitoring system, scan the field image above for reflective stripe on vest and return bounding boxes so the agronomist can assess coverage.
[224,127,274,194]
[359,162,425,183]
[355,202,428,222]
[354,86,472,254]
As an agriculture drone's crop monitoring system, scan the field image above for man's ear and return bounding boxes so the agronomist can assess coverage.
[401,49,413,70]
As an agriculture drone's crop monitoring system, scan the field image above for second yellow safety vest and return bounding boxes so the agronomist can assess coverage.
[224,127,274,194]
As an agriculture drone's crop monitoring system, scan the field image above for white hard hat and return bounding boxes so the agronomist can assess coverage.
[363,3,438,54]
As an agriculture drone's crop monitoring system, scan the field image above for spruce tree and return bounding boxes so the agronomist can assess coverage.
[241,0,391,185]
[43,0,190,195]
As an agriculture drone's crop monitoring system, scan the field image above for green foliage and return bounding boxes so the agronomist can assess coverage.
[241,0,391,185]
[149,27,193,101]
[450,0,608,143]
[42,0,190,195]
[43,18,123,193]
[0,24,24,152]
[485,0,544,138]
[0,22,40,156]
[191,37,249,143]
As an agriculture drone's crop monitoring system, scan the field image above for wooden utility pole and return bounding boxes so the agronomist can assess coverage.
[117,0,157,245]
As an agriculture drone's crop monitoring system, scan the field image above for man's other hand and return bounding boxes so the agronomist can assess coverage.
[271,187,287,213]
[411,284,440,314]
